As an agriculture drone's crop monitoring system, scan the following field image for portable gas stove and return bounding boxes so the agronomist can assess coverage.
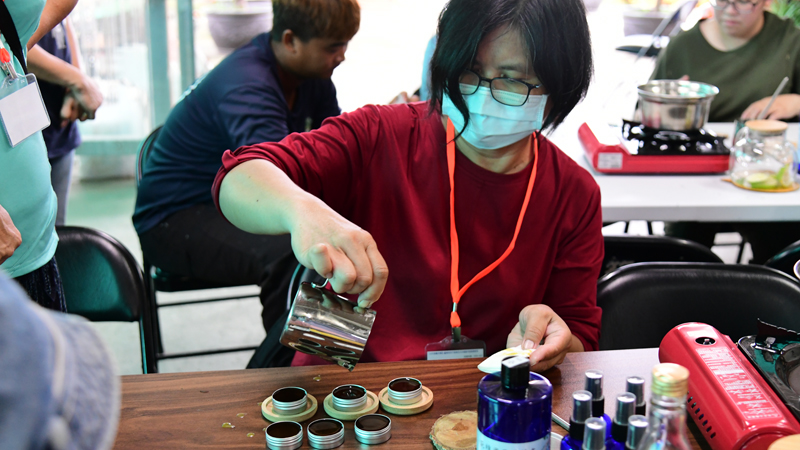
[579,120,730,174]
[660,322,800,450]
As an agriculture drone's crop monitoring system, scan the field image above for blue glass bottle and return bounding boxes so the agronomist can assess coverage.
[561,390,592,450]
[477,355,552,448]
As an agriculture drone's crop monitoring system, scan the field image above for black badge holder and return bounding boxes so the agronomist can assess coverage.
[425,326,486,360]
[0,2,50,147]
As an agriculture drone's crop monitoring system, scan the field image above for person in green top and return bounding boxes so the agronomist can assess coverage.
[650,0,800,263]
[651,0,800,122]
[0,0,79,311]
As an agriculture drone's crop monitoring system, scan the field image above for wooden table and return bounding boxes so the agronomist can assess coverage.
[115,348,709,449]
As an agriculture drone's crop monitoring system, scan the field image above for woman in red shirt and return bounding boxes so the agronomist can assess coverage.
[213,0,602,371]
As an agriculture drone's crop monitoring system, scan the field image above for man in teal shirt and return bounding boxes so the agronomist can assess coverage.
[0,0,79,311]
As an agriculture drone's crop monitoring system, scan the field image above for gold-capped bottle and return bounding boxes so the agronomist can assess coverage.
[635,363,691,450]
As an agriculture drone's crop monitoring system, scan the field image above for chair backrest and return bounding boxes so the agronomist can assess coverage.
[601,235,721,278]
[136,126,163,185]
[764,238,800,279]
[597,262,800,350]
[55,226,156,373]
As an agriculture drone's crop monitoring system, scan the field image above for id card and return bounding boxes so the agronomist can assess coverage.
[0,73,50,147]
[425,335,486,360]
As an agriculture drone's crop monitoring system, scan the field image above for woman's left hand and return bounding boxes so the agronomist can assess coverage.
[741,94,800,121]
[507,304,584,372]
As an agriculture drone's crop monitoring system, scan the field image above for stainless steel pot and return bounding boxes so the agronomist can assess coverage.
[637,80,719,131]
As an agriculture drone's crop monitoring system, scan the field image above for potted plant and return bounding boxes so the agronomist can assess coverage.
[622,0,682,36]
[772,0,800,27]
[207,0,273,54]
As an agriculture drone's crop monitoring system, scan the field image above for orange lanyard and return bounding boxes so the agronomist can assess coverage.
[446,119,539,332]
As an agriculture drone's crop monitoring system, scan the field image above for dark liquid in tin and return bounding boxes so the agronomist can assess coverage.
[389,378,420,392]
[309,419,343,436]
[267,422,301,438]
[273,387,306,403]
[356,415,390,432]
[333,385,366,400]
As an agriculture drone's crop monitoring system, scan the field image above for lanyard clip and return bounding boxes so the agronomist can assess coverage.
[451,326,461,342]
[0,49,17,79]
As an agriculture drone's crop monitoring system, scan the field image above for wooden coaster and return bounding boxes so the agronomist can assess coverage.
[430,410,477,450]
[322,390,380,420]
[261,394,318,423]
[378,386,434,415]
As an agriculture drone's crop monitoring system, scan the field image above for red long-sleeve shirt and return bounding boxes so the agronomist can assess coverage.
[212,102,603,364]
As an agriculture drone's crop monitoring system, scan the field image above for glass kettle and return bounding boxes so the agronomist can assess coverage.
[729,120,797,191]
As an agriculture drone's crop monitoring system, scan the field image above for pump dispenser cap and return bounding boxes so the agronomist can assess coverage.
[626,415,648,450]
[572,390,593,423]
[614,393,636,425]
[501,356,530,390]
[625,377,645,407]
[582,417,606,450]
[584,370,604,399]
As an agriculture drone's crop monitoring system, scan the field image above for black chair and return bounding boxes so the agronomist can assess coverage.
[616,0,698,59]
[597,262,800,350]
[54,226,157,373]
[136,127,258,367]
[601,235,722,278]
[765,238,800,279]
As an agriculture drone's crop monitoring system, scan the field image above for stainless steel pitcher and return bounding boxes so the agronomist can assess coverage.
[279,282,377,371]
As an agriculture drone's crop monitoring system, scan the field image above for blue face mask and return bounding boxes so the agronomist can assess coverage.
[441,85,548,150]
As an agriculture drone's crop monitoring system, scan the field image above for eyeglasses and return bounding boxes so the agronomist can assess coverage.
[458,70,544,107]
[709,0,763,14]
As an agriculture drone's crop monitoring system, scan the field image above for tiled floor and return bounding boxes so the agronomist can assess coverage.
[67,1,750,375]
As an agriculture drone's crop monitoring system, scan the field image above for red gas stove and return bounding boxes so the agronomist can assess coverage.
[660,322,800,450]
[579,120,731,174]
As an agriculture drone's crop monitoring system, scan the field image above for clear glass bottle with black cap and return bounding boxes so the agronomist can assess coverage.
[477,355,552,448]
[625,376,646,416]
[561,390,593,450]
[626,415,648,450]
[608,393,636,450]
[584,370,612,436]
[583,417,607,450]
[636,363,692,450]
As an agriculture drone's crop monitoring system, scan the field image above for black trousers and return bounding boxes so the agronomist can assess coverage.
[137,204,294,330]
[14,257,66,312]
[664,221,800,265]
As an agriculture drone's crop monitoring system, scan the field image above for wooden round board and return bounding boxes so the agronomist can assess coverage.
[430,410,477,450]
[378,386,434,415]
[322,390,380,420]
[261,394,318,423]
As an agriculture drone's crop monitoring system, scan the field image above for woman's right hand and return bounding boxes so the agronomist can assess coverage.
[218,159,388,308]
[289,197,389,308]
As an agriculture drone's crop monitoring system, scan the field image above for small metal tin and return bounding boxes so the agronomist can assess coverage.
[331,384,368,412]
[307,418,345,449]
[354,414,391,445]
[271,387,308,415]
[387,377,422,405]
[265,421,303,450]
